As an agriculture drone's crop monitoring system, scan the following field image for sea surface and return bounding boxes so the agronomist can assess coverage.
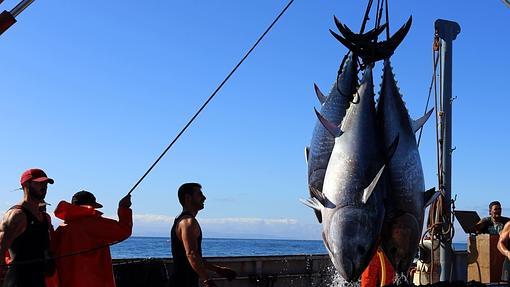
[110,236,468,259]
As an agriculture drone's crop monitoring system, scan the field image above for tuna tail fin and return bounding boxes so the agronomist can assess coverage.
[412,108,434,133]
[314,108,343,137]
[333,16,387,44]
[424,187,440,207]
[330,16,412,65]
[362,165,386,204]
[304,146,309,164]
[314,83,327,105]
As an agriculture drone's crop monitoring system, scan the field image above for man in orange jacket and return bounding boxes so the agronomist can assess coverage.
[361,247,395,287]
[50,190,132,287]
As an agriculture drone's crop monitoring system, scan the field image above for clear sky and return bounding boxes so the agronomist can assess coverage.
[0,0,508,242]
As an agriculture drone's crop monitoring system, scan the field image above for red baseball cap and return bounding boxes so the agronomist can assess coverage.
[20,168,54,186]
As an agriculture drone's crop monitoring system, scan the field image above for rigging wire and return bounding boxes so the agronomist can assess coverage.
[126,0,295,196]
[384,0,390,40]
[0,0,297,269]
[417,33,440,147]
[360,0,374,34]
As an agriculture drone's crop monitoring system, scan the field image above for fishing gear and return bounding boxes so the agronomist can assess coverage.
[126,0,296,196]
[0,0,35,36]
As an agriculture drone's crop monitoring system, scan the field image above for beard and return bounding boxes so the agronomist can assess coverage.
[28,186,46,201]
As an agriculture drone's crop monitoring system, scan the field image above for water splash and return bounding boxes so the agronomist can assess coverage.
[393,272,409,285]
[323,265,360,287]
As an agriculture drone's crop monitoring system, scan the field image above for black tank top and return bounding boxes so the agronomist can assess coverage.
[171,211,202,287]
[3,205,51,287]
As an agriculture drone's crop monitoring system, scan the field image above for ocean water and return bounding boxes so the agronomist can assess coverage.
[110,236,468,259]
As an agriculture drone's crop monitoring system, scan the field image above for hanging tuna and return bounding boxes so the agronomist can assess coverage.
[376,59,437,273]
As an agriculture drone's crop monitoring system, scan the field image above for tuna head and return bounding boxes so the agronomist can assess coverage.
[323,207,381,281]
[381,212,421,272]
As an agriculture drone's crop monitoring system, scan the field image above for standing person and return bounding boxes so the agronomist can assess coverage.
[51,190,132,287]
[498,221,510,282]
[0,168,55,287]
[474,201,510,235]
[171,183,237,287]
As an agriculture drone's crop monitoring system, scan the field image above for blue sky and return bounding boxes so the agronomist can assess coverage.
[0,0,509,242]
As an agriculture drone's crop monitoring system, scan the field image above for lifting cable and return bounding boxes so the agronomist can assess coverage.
[127,0,295,196]
[0,0,296,270]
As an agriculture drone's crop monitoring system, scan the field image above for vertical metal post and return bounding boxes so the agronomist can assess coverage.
[435,19,460,282]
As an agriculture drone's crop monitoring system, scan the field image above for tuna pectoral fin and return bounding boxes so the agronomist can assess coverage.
[309,186,324,223]
[310,186,325,203]
[315,108,343,137]
[412,108,434,133]
[304,146,310,164]
[385,134,400,163]
[300,197,324,212]
[314,83,327,105]
[424,187,440,207]
[322,231,334,255]
[362,165,386,204]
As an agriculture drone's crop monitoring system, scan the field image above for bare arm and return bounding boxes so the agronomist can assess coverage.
[0,209,27,266]
[179,217,210,281]
[498,222,510,260]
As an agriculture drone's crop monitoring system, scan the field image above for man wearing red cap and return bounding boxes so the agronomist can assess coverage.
[50,190,132,287]
[0,168,55,287]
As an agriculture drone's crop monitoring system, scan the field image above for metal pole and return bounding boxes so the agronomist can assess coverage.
[435,19,460,282]
[10,0,35,17]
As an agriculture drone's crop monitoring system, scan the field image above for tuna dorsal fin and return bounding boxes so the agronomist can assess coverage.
[304,146,310,164]
[314,83,327,105]
[412,108,434,133]
[362,165,385,204]
[424,187,440,207]
[314,108,343,137]
[299,197,324,212]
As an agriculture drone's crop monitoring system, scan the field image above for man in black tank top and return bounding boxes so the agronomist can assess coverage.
[171,183,237,287]
[0,168,55,287]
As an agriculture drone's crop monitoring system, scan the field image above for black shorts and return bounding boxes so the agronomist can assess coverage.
[502,257,510,282]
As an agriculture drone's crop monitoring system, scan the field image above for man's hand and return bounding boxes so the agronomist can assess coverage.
[215,266,237,281]
[202,279,218,287]
[118,195,132,208]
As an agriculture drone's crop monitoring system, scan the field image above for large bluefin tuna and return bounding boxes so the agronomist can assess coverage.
[376,59,434,273]
[303,66,395,281]
[306,53,358,223]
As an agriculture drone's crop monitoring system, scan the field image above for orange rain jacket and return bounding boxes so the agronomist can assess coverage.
[361,248,395,287]
[49,201,132,287]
